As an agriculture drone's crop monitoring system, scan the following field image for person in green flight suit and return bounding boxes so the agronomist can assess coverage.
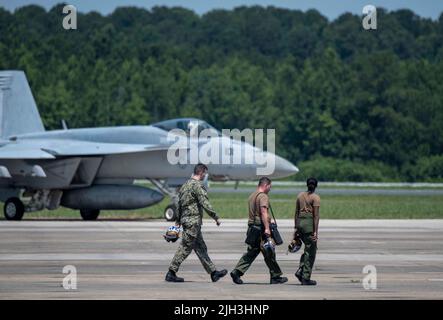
[294,177,320,286]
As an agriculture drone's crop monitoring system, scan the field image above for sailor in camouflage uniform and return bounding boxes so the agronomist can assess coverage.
[165,163,228,282]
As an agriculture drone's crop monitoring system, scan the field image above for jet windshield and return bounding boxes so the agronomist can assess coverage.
[152,118,220,137]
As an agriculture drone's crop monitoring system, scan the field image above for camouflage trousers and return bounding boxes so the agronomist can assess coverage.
[169,223,216,274]
[297,215,317,280]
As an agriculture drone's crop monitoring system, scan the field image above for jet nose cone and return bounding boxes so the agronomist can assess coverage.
[272,156,299,178]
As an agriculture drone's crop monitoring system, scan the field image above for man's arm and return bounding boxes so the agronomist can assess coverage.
[194,183,220,224]
[260,206,271,237]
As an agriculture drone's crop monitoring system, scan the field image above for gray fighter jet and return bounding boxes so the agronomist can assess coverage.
[0,71,298,221]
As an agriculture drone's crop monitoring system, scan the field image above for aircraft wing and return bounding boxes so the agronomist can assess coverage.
[0,139,182,189]
[0,139,174,159]
[0,143,56,159]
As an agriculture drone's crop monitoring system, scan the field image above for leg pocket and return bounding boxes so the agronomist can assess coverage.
[182,224,200,246]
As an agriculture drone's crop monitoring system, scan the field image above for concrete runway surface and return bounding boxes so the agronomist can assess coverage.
[0,219,442,300]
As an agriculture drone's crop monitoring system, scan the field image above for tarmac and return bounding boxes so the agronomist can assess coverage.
[0,219,442,300]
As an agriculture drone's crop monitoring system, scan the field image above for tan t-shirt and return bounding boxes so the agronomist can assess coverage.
[248,191,270,225]
[296,191,320,217]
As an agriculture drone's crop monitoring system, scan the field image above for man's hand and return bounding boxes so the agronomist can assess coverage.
[293,229,300,240]
[175,222,181,228]
[215,218,221,226]
[310,232,318,242]
[264,228,271,237]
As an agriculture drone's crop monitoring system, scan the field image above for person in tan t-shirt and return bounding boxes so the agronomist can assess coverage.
[296,189,321,217]
[293,177,320,286]
[247,191,271,226]
[230,177,287,285]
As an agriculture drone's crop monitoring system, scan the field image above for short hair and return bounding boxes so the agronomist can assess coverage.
[258,177,272,187]
[194,163,208,175]
[307,177,318,188]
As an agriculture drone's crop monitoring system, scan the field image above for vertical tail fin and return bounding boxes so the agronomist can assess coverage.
[0,71,45,139]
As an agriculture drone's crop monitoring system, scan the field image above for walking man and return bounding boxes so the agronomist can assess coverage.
[294,177,320,285]
[165,163,227,282]
[230,177,288,285]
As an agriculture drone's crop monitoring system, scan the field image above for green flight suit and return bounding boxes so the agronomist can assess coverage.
[233,235,283,279]
[297,215,317,280]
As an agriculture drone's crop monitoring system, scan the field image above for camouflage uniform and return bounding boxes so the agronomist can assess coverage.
[169,178,219,274]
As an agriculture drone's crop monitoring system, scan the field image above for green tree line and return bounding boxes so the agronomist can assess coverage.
[0,4,442,181]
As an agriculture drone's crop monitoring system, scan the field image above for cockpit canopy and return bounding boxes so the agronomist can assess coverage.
[152,118,220,136]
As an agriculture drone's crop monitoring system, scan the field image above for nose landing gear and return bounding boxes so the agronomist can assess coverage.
[164,204,178,222]
[149,179,181,222]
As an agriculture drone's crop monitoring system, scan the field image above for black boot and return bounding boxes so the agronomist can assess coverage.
[301,278,317,286]
[165,270,184,282]
[211,269,228,282]
[230,270,243,285]
[295,267,303,283]
[270,276,288,284]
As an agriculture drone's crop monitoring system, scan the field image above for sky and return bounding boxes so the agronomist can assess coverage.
[1,0,443,20]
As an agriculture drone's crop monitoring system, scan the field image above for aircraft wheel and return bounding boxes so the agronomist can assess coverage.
[4,197,25,221]
[164,204,177,222]
[80,209,100,221]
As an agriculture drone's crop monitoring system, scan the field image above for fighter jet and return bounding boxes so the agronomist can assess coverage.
[0,71,298,221]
